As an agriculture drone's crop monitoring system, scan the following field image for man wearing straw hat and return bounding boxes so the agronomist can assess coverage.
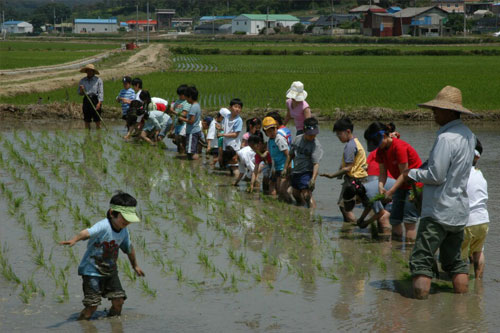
[402,86,476,299]
[78,64,104,130]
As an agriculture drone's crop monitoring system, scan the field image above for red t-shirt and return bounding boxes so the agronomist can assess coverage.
[375,138,422,189]
[255,151,272,165]
[367,149,394,178]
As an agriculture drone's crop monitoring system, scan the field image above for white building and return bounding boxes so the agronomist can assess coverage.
[1,21,33,34]
[74,18,118,34]
[232,14,299,34]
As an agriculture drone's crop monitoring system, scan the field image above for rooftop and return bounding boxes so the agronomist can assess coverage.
[74,18,118,24]
[236,14,299,21]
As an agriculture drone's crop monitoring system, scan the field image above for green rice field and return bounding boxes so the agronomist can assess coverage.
[3,53,500,112]
[0,41,120,69]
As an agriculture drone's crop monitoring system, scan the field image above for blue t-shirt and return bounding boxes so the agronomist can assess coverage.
[78,219,132,277]
[268,133,289,171]
[186,102,201,134]
[117,88,135,115]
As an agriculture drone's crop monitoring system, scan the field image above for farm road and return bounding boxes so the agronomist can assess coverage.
[0,43,168,98]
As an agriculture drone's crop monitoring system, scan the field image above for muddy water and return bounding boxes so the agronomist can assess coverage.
[0,120,498,332]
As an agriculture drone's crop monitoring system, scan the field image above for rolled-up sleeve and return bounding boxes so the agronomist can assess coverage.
[97,78,104,102]
[409,137,450,185]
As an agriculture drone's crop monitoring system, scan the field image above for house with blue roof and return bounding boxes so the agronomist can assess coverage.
[232,14,299,34]
[74,18,118,34]
[1,21,33,34]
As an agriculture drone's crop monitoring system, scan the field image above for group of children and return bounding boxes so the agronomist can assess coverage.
[65,81,489,320]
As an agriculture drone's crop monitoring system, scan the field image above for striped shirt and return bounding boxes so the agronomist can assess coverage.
[78,76,104,102]
[117,88,135,115]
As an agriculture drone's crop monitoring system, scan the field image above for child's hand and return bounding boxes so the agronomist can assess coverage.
[319,173,332,178]
[134,266,145,277]
[59,240,76,247]
[308,179,315,191]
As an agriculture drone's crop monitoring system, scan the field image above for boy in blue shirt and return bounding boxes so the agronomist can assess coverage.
[116,76,136,120]
[263,116,291,201]
[179,86,202,160]
[60,191,144,320]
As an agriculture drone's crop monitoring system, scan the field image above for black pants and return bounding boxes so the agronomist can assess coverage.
[83,94,101,122]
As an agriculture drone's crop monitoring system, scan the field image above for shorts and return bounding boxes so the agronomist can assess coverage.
[82,95,101,123]
[175,123,186,136]
[364,177,396,214]
[271,169,283,182]
[291,172,312,190]
[389,188,419,226]
[461,223,489,259]
[409,217,468,278]
[82,274,127,307]
[209,147,219,156]
[186,131,201,155]
[337,176,367,211]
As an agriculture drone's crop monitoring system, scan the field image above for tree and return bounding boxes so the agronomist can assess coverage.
[445,13,472,34]
[292,23,305,34]
[30,3,71,27]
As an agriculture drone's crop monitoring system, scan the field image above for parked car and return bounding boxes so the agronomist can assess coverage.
[493,31,500,37]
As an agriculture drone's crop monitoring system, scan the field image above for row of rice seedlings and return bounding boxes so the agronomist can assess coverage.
[0,243,21,284]
[19,277,44,304]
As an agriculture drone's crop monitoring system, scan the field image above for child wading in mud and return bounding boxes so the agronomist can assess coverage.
[60,191,144,320]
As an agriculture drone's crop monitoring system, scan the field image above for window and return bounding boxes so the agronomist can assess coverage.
[237,22,239,25]
[257,25,260,28]
[92,28,95,31]
[105,28,107,31]
[245,21,247,25]
[455,4,458,7]
[447,4,450,7]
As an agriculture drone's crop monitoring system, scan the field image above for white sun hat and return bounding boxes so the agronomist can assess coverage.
[286,81,308,102]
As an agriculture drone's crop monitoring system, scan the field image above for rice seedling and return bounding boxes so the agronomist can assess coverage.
[139,278,157,298]
[175,266,184,282]
[19,277,40,304]
[0,244,21,284]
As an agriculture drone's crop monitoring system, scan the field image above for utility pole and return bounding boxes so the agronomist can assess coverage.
[212,10,215,36]
[266,6,269,36]
[53,7,56,33]
[136,4,139,45]
[463,0,466,38]
[331,0,334,34]
[147,1,150,43]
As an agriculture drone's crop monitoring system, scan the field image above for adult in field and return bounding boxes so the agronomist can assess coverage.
[283,81,311,136]
[78,64,104,130]
[403,86,476,299]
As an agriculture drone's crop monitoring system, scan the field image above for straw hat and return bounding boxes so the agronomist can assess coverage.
[80,64,100,75]
[418,85,474,115]
[286,81,308,102]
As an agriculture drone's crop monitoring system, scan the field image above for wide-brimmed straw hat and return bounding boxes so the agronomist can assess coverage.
[418,85,474,115]
[286,81,308,102]
[80,64,100,75]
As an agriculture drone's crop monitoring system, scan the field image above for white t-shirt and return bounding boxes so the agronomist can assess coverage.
[237,146,256,179]
[466,167,489,227]
[223,114,243,151]
[207,120,218,147]
[152,97,168,106]
[134,90,142,101]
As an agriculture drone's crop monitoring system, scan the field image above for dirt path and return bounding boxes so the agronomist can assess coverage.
[0,43,169,97]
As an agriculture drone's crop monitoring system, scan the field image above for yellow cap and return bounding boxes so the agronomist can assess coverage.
[262,116,278,130]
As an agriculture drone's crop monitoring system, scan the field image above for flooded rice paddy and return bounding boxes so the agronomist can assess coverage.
[0,120,498,332]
